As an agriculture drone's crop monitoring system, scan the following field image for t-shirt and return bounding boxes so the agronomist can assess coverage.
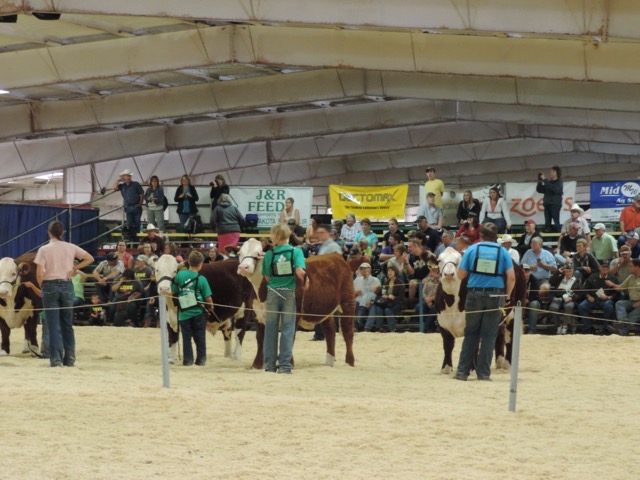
[34,239,89,281]
[591,233,618,261]
[114,279,143,302]
[619,205,640,232]
[354,231,379,254]
[118,181,144,207]
[425,179,445,208]
[134,266,153,289]
[620,274,640,302]
[171,270,213,321]
[262,245,305,290]
[71,273,84,299]
[460,241,514,289]
[409,254,430,281]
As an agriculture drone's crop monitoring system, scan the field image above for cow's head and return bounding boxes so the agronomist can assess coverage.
[237,238,264,277]
[0,257,19,299]
[154,254,179,295]
[438,247,462,290]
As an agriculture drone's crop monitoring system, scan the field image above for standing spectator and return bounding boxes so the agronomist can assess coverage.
[112,169,144,242]
[211,193,245,254]
[548,264,580,335]
[174,174,199,232]
[522,264,542,334]
[571,238,599,280]
[520,237,557,284]
[340,214,362,250]
[92,253,124,303]
[416,192,444,233]
[618,194,640,246]
[591,223,619,262]
[424,166,445,209]
[364,265,405,332]
[171,251,214,366]
[605,258,640,336]
[144,175,166,233]
[455,223,515,381]
[516,219,541,257]
[115,240,134,269]
[138,224,165,257]
[455,212,480,244]
[480,187,511,233]
[559,204,590,250]
[34,220,94,367]
[577,261,618,334]
[382,218,406,249]
[536,166,564,233]
[456,190,481,224]
[353,262,381,331]
[354,218,379,254]
[279,197,300,226]
[261,224,308,373]
[209,175,230,212]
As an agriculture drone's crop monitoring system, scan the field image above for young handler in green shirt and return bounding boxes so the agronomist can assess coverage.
[171,251,214,366]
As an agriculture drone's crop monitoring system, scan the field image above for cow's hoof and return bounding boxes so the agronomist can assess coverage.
[0,349,8,356]
[495,356,511,370]
[325,353,336,367]
[441,365,452,375]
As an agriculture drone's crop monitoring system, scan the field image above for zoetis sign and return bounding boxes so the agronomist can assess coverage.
[505,182,577,224]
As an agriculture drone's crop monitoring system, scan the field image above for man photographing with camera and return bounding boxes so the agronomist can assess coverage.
[536,166,564,233]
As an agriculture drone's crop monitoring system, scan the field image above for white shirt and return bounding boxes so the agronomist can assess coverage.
[354,275,381,307]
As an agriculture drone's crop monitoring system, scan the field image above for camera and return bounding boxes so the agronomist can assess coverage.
[209,181,215,186]
[538,172,543,180]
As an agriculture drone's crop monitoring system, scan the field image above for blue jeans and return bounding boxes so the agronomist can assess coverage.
[483,216,506,234]
[355,305,370,331]
[457,289,505,380]
[125,205,142,235]
[526,300,542,333]
[614,300,640,335]
[544,205,562,232]
[147,208,165,232]
[365,302,402,331]
[178,213,190,233]
[264,289,296,373]
[41,280,75,367]
[180,312,207,366]
[40,313,49,359]
[577,298,614,330]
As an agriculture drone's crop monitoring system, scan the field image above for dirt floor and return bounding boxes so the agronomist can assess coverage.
[1,326,639,480]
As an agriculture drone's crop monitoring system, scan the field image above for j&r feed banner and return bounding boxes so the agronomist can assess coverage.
[329,185,408,220]
[230,186,313,228]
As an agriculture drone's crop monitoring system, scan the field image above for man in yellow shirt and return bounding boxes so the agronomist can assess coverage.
[425,167,445,209]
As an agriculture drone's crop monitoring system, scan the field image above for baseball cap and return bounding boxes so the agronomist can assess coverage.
[426,192,436,197]
[136,255,149,264]
[425,167,435,172]
[600,260,610,267]
[524,219,536,225]
[359,262,372,269]
[628,232,640,240]
[416,215,427,222]
[522,263,531,270]
[106,253,118,261]
[594,223,606,231]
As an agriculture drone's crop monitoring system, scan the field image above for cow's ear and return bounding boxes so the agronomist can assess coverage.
[18,262,30,276]
[178,261,188,271]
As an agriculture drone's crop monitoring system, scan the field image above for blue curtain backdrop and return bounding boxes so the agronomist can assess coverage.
[0,204,99,258]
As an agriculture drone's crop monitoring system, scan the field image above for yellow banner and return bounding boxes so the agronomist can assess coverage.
[329,185,408,220]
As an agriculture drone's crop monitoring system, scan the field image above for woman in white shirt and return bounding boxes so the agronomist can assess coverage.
[480,187,511,233]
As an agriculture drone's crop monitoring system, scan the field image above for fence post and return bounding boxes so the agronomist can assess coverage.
[158,295,170,389]
[509,302,523,413]
[418,282,425,333]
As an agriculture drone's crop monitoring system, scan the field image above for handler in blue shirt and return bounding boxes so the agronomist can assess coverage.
[455,223,515,381]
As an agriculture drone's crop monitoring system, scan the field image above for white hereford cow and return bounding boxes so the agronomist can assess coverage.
[154,254,259,364]
[0,255,41,356]
[434,246,526,374]
[237,238,356,369]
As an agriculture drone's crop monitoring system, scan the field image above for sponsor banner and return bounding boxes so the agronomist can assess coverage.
[229,186,313,228]
[590,181,640,222]
[505,182,577,225]
[329,185,408,220]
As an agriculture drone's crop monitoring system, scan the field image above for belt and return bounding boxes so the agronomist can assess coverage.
[43,279,71,283]
[467,287,504,293]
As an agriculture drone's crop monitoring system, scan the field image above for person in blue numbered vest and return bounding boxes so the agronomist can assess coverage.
[262,224,309,374]
[455,223,515,382]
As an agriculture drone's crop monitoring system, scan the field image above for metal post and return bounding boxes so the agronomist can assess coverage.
[158,295,170,389]
[509,302,523,412]
[418,282,425,333]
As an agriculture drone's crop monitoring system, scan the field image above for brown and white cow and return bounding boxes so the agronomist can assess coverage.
[237,238,356,369]
[154,254,259,364]
[0,254,41,356]
[434,246,526,374]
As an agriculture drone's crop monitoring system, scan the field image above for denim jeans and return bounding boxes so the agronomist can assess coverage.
[178,213,190,233]
[40,312,49,359]
[180,311,207,366]
[577,298,614,330]
[614,300,640,335]
[125,205,142,235]
[147,208,165,232]
[41,279,75,367]
[355,305,370,331]
[526,300,541,332]
[365,302,402,331]
[548,298,576,328]
[544,205,562,232]
[483,217,506,234]
[457,289,505,380]
[264,289,296,373]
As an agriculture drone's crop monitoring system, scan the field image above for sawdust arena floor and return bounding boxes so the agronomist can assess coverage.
[1,326,639,480]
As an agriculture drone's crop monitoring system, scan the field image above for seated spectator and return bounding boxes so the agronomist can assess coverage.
[382,218,406,249]
[559,204,590,250]
[416,192,444,233]
[455,212,480,244]
[516,219,541,257]
[115,240,134,269]
[340,213,362,250]
[547,264,580,335]
[71,259,87,308]
[455,235,471,255]
[480,186,511,233]
[89,294,106,326]
[140,243,155,261]
[364,265,405,332]
[434,230,455,259]
[522,264,542,334]
[138,224,165,256]
[354,218,378,255]
[418,263,440,332]
[456,190,481,225]
[577,261,618,334]
[304,216,321,256]
[357,238,371,257]
[347,247,371,274]
[498,234,520,265]
[387,244,411,284]
[379,233,401,263]
[572,238,599,280]
[591,223,619,262]
[110,268,144,327]
[416,216,441,253]
[618,194,640,246]
[92,252,124,303]
[521,237,557,285]
[287,218,306,248]
[204,246,224,263]
[164,242,184,262]
[331,229,345,253]
[610,245,633,283]
[626,232,640,259]
[605,258,640,336]
[353,263,381,331]
[406,238,431,299]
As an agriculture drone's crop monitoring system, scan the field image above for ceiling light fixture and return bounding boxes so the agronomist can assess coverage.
[0,89,10,95]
